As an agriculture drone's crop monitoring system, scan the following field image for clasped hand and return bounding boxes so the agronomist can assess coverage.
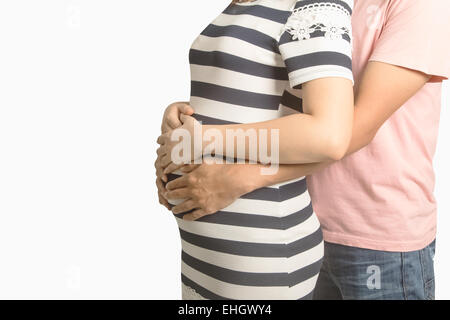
[155,102,249,220]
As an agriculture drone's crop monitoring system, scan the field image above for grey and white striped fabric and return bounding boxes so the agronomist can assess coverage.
[167,0,353,300]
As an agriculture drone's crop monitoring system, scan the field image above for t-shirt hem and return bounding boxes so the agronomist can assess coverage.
[322,230,437,252]
[289,70,354,88]
[369,54,449,83]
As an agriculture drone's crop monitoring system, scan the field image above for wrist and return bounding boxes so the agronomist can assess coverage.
[202,124,227,157]
[228,163,272,196]
[191,123,206,161]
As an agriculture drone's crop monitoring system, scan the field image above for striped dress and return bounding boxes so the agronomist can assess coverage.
[167,0,353,300]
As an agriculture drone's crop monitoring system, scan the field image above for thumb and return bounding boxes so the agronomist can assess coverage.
[179,104,194,115]
[180,113,191,124]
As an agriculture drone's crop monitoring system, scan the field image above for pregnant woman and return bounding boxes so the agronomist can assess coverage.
[156,0,354,299]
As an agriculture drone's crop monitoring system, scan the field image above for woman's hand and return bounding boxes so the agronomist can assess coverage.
[156,101,195,211]
[163,163,260,221]
[161,102,194,134]
[157,114,202,168]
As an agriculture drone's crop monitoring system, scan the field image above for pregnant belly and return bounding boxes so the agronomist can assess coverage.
[166,171,317,246]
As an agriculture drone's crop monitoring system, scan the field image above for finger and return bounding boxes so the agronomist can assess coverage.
[158,191,170,210]
[183,209,206,221]
[156,146,167,156]
[156,178,167,193]
[154,157,161,170]
[163,162,184,175]
[166,175,188,190]
[179,104,194,115]
[161,122,173,134]
[172,200,197,214]
[155,159,168,182]
[161,154,172,168]
[180,113,190,124]
[157,134,168,145]
[180,164,200,173]
[164,188,191,200]
[159,195,170,210]
[161,123,169,134]
[161,104,179,133]
[167,116,182,130]
[157,169,168,183]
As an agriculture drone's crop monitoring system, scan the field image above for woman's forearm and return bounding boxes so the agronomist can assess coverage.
[202,114,344,164]
[199,78,354,165]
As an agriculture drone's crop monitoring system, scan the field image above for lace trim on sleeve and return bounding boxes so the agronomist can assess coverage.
[283,2,352,41]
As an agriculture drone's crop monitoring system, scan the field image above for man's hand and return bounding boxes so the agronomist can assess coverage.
[163,163,260,221]
[155,154,171,210]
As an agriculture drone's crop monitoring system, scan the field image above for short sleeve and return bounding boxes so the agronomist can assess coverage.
[369,0,450,83]
[278,0,354,89]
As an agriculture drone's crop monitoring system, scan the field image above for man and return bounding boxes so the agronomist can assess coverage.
[156,0,450,299]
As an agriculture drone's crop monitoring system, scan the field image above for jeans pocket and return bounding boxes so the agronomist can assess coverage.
[425,278,435,300]
[420,240,436,300]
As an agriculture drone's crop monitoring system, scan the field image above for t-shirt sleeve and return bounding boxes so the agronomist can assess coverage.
[369,0,450,83]
[277,0,354,89]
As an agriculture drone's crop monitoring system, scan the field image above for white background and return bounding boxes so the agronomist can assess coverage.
[0,0,448,299]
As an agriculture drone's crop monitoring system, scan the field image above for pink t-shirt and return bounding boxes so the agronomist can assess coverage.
[307,0,450,252]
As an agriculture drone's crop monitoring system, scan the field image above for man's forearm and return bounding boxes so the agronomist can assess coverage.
[239,161,329,194]
[238,105,379,193]
[239,108,380,193]
[199,78,354,164]
[202,114,341,165]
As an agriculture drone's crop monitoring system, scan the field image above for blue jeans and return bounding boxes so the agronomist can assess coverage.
[313,240,436,300]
